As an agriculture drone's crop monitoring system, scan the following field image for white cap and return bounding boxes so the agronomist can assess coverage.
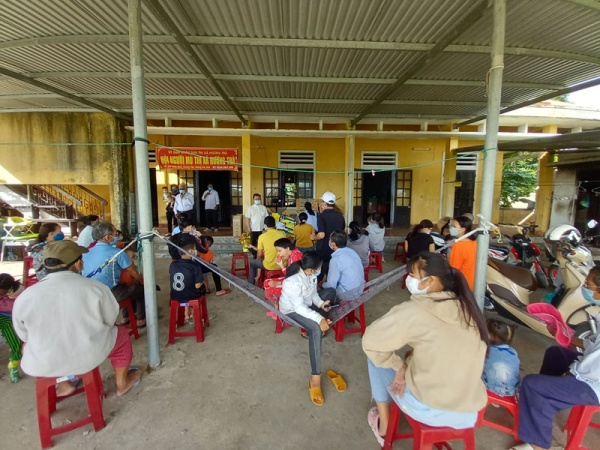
[321,191,336,205]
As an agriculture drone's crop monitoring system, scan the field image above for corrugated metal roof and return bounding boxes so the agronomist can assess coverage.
[0,0,599,123]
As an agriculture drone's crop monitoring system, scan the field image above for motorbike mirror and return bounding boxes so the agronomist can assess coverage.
[587,219,598,229]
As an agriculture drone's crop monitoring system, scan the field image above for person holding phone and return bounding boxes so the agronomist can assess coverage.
[279,251,346,406]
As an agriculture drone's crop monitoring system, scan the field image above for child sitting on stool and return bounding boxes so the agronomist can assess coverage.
[169,234,207,323]
[482,318,520,397]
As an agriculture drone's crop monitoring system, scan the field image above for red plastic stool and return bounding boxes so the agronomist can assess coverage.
[118,298,139,340]
[364,267,370,282]
[22,255,38,288]
[257,269,284,289]
[230,252,249,277]
[564,404,600,450]
[394,242,406,262]
[167,297,209,344]
[36,367,105,449]
[383,401,477,450]
[333,304,366,342]
[369,252,383,273]
[480,390,519,439]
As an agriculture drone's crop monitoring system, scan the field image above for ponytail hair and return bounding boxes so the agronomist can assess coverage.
[348,221,362,242]
[372,213,385,229]
[407,252,489,345]
[285,250,322,279]
[407,219,433,240]
[304,201,316,216]
[0,273,21,293]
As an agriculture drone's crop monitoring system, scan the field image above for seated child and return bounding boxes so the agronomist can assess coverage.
[169,234,207,322]
[482,318,520,397]
[197,235,230,297]
[0,274,25,382]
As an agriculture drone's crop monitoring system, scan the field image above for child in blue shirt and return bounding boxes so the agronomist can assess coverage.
[482,318,521,397]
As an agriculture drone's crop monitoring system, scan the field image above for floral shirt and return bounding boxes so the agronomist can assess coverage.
[27,241,49,281]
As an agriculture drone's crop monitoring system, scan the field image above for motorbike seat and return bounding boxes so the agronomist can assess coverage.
[488,258,538,291]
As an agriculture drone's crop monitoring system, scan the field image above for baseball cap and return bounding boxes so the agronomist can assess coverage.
[43,240,89,269]
[321,191,336,205]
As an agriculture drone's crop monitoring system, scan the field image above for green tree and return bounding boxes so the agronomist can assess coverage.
[500,155,538,207]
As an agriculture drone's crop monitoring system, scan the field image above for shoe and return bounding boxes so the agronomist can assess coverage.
[367,407,385,446]
[327,370,347,392]
[308,381,324,406]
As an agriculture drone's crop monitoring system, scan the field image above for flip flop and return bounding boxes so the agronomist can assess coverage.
[216,289,231,297]
[117,367,142,397]
[327,370,347,392]
[509,445,534,450]
[367,407,385,446]
[308,381,324,406]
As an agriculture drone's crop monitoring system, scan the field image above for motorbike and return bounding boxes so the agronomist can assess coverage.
[486,220,599,342]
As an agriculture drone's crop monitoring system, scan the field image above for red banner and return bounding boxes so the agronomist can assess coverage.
[156,147,238,170]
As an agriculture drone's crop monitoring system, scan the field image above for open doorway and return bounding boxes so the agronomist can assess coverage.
[196,171,232,228]
[361,170,392,225]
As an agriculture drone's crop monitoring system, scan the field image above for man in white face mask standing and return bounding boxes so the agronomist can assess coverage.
[201,183,220,232]
[245,193,269,259]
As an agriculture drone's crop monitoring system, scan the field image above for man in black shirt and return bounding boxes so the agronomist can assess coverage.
[315,191,345,278]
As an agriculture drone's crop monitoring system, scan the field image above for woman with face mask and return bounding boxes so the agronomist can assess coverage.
[511,267,600,450]
[448,215,478,291]
[27,222,64,280]
[362,252,489,446]
[279,251,343,406]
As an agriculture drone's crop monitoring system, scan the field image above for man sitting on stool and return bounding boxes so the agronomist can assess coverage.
[248,216,285,286]
[319,230,365,303]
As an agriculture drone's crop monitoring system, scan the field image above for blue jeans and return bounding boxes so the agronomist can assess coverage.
[367,359,478,429]
[286,307,326,375]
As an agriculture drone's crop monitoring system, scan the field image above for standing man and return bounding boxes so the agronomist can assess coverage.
[315,191,345,278]
[173,182,195,225]
[245,193,269,259]
[202,183,220,232]
[165,184,179,235]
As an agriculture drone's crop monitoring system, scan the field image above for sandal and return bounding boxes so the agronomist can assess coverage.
[120,318,131,326]
[367,407,385,446]
[327,370,347,392]
[136,320,146,329]
[509,445,534,450]
[308,381,324,406]
[216,289,231,297]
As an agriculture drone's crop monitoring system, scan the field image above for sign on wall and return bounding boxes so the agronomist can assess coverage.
[156,147,238,171]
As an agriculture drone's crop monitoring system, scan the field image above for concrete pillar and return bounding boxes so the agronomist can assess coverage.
[344,135,355,224]
[242,133,252,219]
[536,152,554,231]
[441,137,458,219]
[549,168,577,228]
[108,118,130,233]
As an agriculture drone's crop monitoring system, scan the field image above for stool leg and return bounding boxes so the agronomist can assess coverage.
[463,429,476,450]
[383,403,401,450]
[200,297,209,328]
[358,305,367,335]
[275,317,283,333]
[83,372,106,431]
[37,381,54,449]
[168,302,178,345]
[191,301,205,343]
[334,321,344,342]
[566,407,594,450]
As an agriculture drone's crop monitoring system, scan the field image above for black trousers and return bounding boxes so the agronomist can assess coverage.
[206,209,218,229]
[201,264,223,291]
[166,206,176,233]
[250,231,262,258]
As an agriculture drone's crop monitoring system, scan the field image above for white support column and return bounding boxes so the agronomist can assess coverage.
[473,0,506,310]
[347,135,355,226]
[128,0,160,367]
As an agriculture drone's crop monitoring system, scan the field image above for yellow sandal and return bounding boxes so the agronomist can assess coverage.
[308,381,324,406]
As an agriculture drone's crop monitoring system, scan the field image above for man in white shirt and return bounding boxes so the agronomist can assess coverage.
[201,183,220,232]
[173,182,195,225]
[12,240,142,397]
[245,193,269,258]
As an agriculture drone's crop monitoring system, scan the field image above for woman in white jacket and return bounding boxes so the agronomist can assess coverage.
[279,251,333,406]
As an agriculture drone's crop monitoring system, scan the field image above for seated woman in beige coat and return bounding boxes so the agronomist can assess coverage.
[362,251,489,446]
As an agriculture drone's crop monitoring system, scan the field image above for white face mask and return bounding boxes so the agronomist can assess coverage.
[406,275,429,295]
[449,226,460,237]
[254,199,261,205]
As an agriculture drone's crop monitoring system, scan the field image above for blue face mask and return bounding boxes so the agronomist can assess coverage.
[582,287,600,306]
[313,269,321,278]
[53,232,65,241]
[179,189,185,194]
[254,200,261,205]
[111,236,119,245]
[208,187,213,191]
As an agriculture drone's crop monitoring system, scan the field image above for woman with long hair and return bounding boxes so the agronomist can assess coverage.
[304,201,318,232]
[362,252,488,445]
[448,215,478,290]
[404,219,435,259]
[27,222,63,280]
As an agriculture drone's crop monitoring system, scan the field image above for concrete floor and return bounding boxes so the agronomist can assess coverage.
[1,251,599,450]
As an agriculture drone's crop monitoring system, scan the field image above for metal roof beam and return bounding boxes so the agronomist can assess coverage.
[565,0,600,12]
[143,0,247,125]
[0,66,131,121]
[6,72,563,90]
[1,34,599,66]
[349,0,489,127]
[455,77,600,128]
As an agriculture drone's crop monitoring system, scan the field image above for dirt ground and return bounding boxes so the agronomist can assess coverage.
[1,249,599,450]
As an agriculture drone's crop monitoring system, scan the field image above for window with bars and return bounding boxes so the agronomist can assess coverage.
[263,169,314,207]
[177,170,195,196]
[230,170,242,206]
[396,170,412,207]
